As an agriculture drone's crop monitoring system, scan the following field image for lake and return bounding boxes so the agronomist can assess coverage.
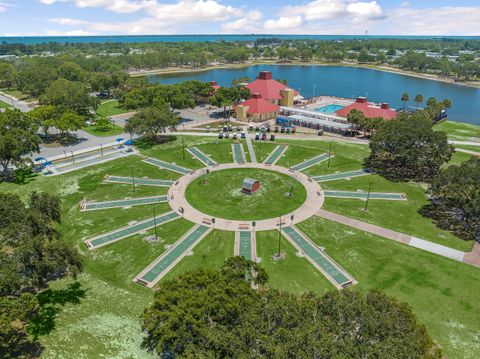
[149,65,480,125]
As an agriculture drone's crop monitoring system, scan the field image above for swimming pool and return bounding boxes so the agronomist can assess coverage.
[314,104,345,113]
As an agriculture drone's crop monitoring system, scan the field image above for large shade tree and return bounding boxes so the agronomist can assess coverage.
[142,257,440,358]
[365,111,453,182]
[421,157,480,242]
[125,105,178,141]
[0,109,40,180]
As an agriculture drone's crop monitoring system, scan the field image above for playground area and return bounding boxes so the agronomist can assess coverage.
[6,135,479,359]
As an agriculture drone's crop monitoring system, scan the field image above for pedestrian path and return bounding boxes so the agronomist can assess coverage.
[235,230,256,261]
[134,224,212,288]
[80,195,168,211]
[282,226,355,289]
[187,146,217,166]
[84,211,180,250]
[263,145,288,165]
[290,153,331,171]
[232,143,246,164]
[142,157,192,175]
[313,169,372,182]
[316,209,477,267]
[245,135,257,163]
[104,175,173,187]
[323,190,406,200]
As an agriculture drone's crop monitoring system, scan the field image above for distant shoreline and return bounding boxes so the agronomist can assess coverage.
[129,61,480,89]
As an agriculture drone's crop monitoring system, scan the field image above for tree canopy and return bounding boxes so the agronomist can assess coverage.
[40,78,97,114]
[420,157,480,241]
[142,257,439,358]
[364,111,453,182]
[125,105,178,141]
[0,191,82,358]
[0,109,40,181]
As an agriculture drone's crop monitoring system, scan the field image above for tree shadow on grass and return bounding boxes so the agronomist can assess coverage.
[27,282,87,340]
[13,168,39,185]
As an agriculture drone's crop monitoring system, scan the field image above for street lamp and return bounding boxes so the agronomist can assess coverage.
[152,206,158,240]
[327,142,332,168]
[364,182,372,212]
[131,167,136,193]
[277,217,282,257]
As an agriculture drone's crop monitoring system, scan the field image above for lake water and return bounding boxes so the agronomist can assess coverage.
[149,65,480,125]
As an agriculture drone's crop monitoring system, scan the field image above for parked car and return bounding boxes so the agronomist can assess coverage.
[248,125,254,131]
[255,132,260,140]
[280,127,286,133]
[317,130,324,136]
[274,126,279,133]
[286,127,292,134]
[218,132,224,139]
[261,133,267,140]
[291,126,297,134]
[236,126,241,131]
[225,132,230,138]
[206,126,211,132]
[241,131,246,139]
[270,134,275,141]
[232,132,237,140]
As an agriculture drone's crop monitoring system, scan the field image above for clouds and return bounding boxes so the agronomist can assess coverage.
[26,0,480,36]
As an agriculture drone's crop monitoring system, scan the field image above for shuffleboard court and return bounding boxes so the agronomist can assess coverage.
[263,145,287,165]
[104,175,173,187]
[84,211,180,250]
[323,190,406,200]
[313,169,372,182]
[232,143,246,164]
[142,157,192,174]
[235,231,256,260]
[53,151,129,175]
[187,146,217,166]
[282,226,355,288]
[290,153,331,171]
[135,224,212,287]
[81,195,168,211]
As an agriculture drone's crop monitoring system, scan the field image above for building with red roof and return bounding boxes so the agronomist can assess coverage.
[246,71,299,106]
[336,97,398,120]
[236,93,279,122]
[209,81,220,91]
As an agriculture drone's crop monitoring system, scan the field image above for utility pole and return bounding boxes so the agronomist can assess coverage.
[71,151,75,165]
[131,167,136,192]
[364,182,372,212]
[100,144,103,156]
[182,134,185,161]
[153,206,158,240]
[327,142,332,168]
[277,217,282,257]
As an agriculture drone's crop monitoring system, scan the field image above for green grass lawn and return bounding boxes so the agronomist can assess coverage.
[82,123,125,137]
[256,230,332,295]
[0,87,36,101]
[297,217,480,359]
[0,135,478,359]
[185,168,307,220]
[0,99,12,109]
[434,120,480,142]
[96,99,130,117]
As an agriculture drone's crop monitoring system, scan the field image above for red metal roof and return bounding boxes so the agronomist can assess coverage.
[246,71,298,101]
[238,93,279,114]
[336,98,397,120]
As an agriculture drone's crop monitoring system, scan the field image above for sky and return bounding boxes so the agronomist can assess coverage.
[0,0,479,36]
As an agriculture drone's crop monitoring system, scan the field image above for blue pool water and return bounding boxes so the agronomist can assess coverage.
[315,104,345,114]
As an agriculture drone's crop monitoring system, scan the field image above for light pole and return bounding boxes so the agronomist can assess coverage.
[153,206,158,241]
[327,142,332,168]
[181,134,185,161]
[277,217,282,257]
[131,167,136,192]
[364,182,372,212]
[71,151,75,165]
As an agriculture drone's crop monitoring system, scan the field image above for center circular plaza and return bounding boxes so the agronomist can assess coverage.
[168,163,325,231]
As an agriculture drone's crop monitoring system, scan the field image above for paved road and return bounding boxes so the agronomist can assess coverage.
[0,93,32,112]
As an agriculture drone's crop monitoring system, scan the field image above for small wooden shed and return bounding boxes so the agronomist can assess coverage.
[242,178,260,195]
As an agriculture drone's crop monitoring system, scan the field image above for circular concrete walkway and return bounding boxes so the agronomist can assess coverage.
[167,163,324,231]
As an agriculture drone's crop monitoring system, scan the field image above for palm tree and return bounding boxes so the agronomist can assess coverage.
[414,94,424,111]
[442,98,452,109]
[401,93,409,111]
